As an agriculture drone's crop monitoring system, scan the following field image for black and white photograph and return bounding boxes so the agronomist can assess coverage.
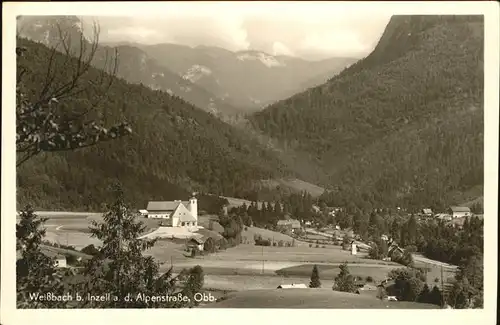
[1,1,498,324]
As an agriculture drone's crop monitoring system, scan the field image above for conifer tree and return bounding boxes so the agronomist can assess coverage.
[309,265,321,288]
[332,262,356,293]
[79,183,188,308]
[16,206,74,308]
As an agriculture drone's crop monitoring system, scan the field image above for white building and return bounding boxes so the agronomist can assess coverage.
[54,255,67,268]
[145,196,198,228]
[448,206,471,219]
[351,243,358,255]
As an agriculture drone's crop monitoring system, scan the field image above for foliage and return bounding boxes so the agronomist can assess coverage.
[309,265,321,288]
[203,237,216,253]
[218,214,243,247]
[387,267,426,302]
[81,244,99,256]
[16,207,74,308]
[182,265,204,307]
[447,255,483,308]
[392,250,414,267]
[16,24,131,167]
[332,262,356,293]
[78,184,189,308]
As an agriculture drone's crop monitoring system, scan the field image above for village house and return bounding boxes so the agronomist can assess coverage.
[387,242,404,261]
[447,206,471,219]
[276,219,301,233]
[54,255,67,268]
[421,208,433,217]
[187,236,206,251]
[143,195,198,228]
[435,213,452,221]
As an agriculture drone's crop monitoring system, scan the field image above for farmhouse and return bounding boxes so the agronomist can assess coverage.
[388,243,404,260]
[447,206,471,219]
[421,208,433,217]
[276,219,301,232]
[187,237,206,251]
[144,196,198,228]
[435,213,452,221]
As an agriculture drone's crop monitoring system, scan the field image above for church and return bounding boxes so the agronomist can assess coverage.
[143,195,198,228]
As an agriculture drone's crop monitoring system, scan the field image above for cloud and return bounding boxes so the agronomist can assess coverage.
[82,3,391,60]
[272,42,295,56]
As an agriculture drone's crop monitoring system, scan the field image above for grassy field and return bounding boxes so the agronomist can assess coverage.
[202,289,439,308]
[199,244,392,264]
[276,264,399,283]
[31,212,457,292]
[241,226,306,246]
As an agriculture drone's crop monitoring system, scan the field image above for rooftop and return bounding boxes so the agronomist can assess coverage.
[449,206,471,213]
[147,201,189,211]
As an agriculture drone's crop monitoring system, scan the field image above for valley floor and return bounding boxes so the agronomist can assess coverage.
[24,212,457,308]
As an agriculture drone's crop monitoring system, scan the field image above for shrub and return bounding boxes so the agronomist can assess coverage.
[272,242,277,246]
[434,277,440,283]
[309,243,313,248]
[315,244,320,248]
[366,276,374,282]
[322,245,326,248]
[81,244,99,256]
[278,240,284,247]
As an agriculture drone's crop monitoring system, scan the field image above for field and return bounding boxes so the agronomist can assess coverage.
[241,226,307,245]
[202,289,440,308]
[26,212,457,297]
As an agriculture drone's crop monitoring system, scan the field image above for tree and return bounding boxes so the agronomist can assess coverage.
[309,265,321,288]
[333,262,356,293]
[203,237,216,253]
[388,267,425,302]
[368,243,381,259]
[81,244,99,256]
[16,207,74,308]
[182,265,204,306]
[376,286,388,300]
[79,183,188,307]
[447,278,473,309]
[16,21,131,167]
[417,283,431,303]
[429,285,443,306]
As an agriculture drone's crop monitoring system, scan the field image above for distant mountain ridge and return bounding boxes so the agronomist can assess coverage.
[249,15,484,210]
[16,16,249,117]
[112,42,357,111]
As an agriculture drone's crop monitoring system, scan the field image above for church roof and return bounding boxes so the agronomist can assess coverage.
[147,201,190,211]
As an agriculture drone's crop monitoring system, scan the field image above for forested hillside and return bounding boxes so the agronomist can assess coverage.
[16,38,293,210]
[250,15,484,211]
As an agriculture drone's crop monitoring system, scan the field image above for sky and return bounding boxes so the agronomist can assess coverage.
[79,2,391,60]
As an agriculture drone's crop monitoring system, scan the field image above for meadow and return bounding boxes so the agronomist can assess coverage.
[202,289,440,309]
[33,212,456,293]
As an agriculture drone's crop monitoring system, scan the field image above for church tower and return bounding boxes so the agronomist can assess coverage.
[189,193,198,224]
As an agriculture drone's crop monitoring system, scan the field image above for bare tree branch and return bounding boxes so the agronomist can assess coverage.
[16,19,129,167]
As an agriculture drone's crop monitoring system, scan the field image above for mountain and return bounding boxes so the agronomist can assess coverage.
[16,16,246,117]
[121,43,357,111]
[16,37,297,211]
[249,15,484,211]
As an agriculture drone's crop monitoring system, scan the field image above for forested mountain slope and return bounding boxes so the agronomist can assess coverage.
[249,15,484,210]
[16,38,294,210]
